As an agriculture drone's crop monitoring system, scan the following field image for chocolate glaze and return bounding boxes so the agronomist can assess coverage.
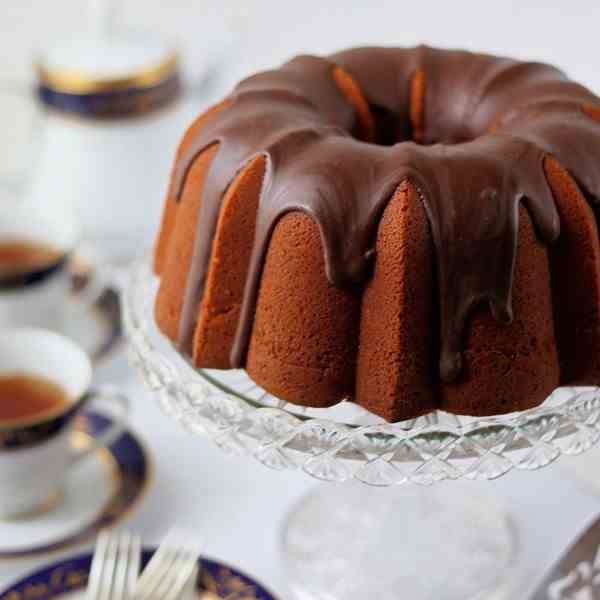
[171,45,600,382]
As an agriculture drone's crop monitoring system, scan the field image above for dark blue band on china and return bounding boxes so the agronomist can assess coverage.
[0,399,84,452]
[0,550,277,599]
[37,73,181,118]
[0,253,69,291]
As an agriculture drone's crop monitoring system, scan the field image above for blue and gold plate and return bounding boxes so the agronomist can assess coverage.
[0,549,277,600]
[0,412,150,560]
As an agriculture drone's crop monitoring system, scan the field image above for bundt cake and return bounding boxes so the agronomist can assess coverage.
[152,45,600,423]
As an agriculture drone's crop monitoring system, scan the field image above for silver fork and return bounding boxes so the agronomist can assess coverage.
[87,530,142,600]
[134,530,202,600]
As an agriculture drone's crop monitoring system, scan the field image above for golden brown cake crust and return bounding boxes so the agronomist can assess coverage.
[246,212,361,407]
[410,69,426,143]
[154,100,230,275]
[154,145,218,342]
[440,205,560,415]
[544,155,600,386]
[192,155,266,368]
[153,46,600,422]
[332,67,375,142]
[356,179,437,421]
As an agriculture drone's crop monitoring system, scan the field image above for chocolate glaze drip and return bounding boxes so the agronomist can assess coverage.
[172,46,600,382]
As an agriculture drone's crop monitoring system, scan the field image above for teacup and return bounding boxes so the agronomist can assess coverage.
[0,197,95,330]
[0,328,128,520]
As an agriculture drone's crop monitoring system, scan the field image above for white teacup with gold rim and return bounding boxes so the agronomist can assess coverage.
[0,206,77,331]
[0,328,128,520]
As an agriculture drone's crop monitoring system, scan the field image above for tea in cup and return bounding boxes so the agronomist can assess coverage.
[0,203,80,330]
[0,328,128,520]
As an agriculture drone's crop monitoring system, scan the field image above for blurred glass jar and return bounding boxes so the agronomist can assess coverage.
[26,31,199,264]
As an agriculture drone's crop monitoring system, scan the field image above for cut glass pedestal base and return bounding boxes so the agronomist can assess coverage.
[282,482,516,600]
[124,257,600,600]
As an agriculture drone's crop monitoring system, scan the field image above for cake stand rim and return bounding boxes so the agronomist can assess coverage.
[123,255,600,483]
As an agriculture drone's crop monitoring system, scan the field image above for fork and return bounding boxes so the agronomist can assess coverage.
[134,529,202,600]
[87,530,142,600]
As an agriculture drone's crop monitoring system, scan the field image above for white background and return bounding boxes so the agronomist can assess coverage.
[2,1,600,597]
[3,0,600,92]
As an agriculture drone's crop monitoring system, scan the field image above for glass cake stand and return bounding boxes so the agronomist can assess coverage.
[123,256,600,600]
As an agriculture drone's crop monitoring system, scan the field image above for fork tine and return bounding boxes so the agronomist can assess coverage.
[112,531,131,600]
[146,542,188,600]
[126,533,142,600]
[136,549,180,600]
[99,531,120,600]
[155,532,202,600]
[151,549,191,600]
[162,550,200,600]
[182,565,199,600]
[135,530,203,600]
[136,529,179,589]
[86,530,111,600]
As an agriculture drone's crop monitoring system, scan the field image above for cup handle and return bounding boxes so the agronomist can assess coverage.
[71,246,129,310]
[73,260,109,309]
[69,385,130,467]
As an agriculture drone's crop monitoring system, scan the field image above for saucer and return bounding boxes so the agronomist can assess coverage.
[0,411,150,560]
[0,549,277,600]
[63,260,122,365]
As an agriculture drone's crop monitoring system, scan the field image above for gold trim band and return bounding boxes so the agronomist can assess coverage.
[36,52,179,95]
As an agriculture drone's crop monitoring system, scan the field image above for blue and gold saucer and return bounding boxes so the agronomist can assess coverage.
[0,412,150,560]
[0,549,277,600]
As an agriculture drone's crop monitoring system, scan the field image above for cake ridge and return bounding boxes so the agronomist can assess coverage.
[166,45,600,386]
